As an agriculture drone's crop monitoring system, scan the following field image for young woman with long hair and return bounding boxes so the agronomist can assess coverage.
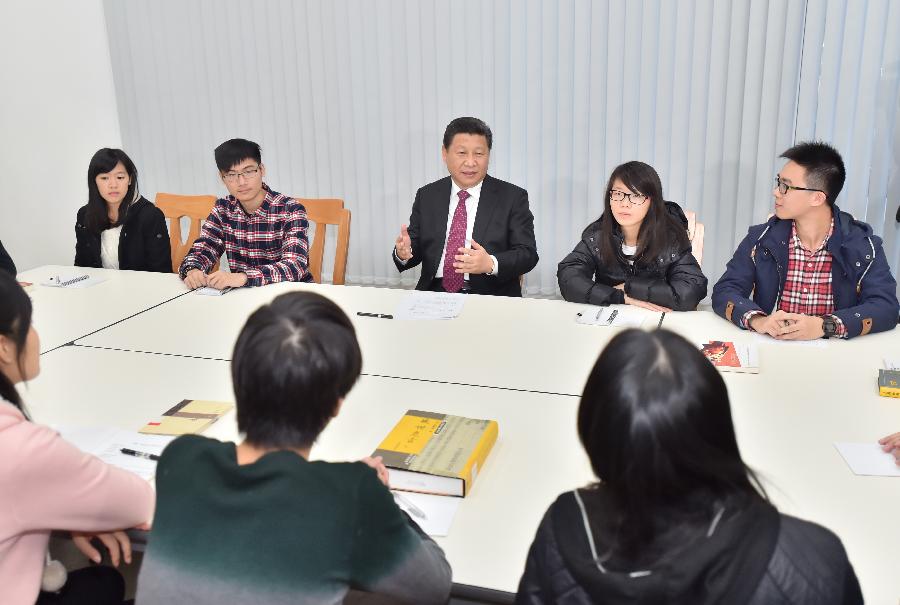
[517,329,862,604]
[558,161,707,311]
[74,148,171,272]
[0,273,154,604]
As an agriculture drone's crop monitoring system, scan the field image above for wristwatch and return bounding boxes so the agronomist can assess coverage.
[821,315,837,339]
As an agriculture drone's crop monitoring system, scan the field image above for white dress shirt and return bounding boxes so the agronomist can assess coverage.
[396,178,499,279]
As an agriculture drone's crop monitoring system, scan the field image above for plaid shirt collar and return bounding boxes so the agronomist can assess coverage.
[790,218,834,256]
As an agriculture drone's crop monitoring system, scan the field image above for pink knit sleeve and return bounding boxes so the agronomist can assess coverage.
[7,421,155,532]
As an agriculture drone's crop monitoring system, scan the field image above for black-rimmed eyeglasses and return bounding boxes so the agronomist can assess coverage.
[774,176,823,196]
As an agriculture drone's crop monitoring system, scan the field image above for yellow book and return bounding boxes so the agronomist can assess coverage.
[139,399,234,435]
[372,410,499,497]
[879,370,900,398]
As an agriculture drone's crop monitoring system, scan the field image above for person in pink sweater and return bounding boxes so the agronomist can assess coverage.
[0,272,155,605]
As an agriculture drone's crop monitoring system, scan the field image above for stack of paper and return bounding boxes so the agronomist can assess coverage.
[394,291,466,321]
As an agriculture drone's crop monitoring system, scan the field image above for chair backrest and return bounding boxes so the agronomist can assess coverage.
[296,198,351,285]
[683,210,705,267]
[155,193,218,273]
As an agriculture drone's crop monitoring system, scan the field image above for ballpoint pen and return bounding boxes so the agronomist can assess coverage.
[393,492,427,520]
[357,312,394,319]
[120,448,160,461]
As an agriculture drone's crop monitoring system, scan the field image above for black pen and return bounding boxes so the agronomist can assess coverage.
[356,312,393,319]
[120,448,160,461]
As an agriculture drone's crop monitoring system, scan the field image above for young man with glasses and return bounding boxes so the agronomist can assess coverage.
[713,141,898,339]
[180,139,312,290]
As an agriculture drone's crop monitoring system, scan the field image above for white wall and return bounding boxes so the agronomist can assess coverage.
[0,0,121,273]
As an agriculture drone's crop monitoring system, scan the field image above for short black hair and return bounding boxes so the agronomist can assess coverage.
[780,141,846,206]
[442,117,493,150]
[232,291,362,449]
[214,138,262,173]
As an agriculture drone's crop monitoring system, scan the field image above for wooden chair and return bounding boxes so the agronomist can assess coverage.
[684,210,705,267]
[296,198,351,285]
[155,193,218,273]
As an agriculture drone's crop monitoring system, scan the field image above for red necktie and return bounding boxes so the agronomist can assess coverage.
[442,190,470,292]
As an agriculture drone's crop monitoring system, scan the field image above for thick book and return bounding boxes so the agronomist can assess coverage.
[878,369,900,398]
[699,341,759,374]
[372,410,499,497]
[139,399,234,435]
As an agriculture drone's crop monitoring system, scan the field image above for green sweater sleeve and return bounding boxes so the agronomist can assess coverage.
[349,466,452,603]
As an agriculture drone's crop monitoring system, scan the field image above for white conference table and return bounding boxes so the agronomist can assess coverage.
[74,279,662,396]
[19,265,900,601]
[24,345,594,596]
[17,266,188,353]
[662,311,900,603]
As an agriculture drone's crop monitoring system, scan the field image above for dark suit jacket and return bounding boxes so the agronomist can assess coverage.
[393,175,538,297]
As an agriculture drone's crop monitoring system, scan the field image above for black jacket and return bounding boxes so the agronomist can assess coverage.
[516,490,862,605]
[557,202,707,311]
[75,197,171,273]
[0,239,15,276]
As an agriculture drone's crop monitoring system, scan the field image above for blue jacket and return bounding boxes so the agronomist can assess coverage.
[712,206,899,338]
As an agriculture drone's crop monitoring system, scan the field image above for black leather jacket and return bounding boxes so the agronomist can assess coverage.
[557,202,707,311]
[75,197,171,273]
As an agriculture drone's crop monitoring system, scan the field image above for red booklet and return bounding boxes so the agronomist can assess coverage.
[699,341,759,373]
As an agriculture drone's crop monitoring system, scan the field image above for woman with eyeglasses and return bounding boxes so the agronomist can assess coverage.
[557,161,706,311]
[516,329,862,605]
[75,148,171,272]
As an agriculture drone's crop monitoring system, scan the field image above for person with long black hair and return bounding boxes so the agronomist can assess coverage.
[557,161,707,311]
[74,148,171,272]
[516,329,862,604]
[0,273,155,604]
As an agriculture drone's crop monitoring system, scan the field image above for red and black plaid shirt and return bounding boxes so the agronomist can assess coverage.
[179,184,312,287]
[744,219,846,336]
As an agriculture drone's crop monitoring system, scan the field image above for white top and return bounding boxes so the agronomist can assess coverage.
[437,180,499,278]
[101,226,123,269]
[621,242,637,265]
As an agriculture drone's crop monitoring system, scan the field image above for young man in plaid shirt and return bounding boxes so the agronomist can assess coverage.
[180,139,312,290]
[713,141,898,340]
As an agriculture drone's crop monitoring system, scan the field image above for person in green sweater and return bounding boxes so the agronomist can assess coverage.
[136,291,452,604]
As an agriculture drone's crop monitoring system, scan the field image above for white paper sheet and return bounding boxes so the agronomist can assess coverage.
[883,358,900,371]
[394,291,466,321]
[575,306,647,327]
[392,491,463,536]
[56,426,174,481]
[834,442,900,477]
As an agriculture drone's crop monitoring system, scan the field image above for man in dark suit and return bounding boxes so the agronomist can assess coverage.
[392,117,538,297]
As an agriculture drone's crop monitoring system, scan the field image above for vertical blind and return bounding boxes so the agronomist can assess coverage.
[104,0,900,294]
